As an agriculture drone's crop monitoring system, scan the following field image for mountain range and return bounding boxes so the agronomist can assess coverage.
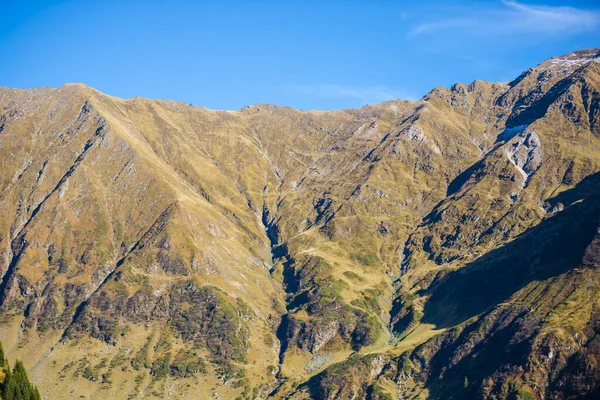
[0,48,599,399]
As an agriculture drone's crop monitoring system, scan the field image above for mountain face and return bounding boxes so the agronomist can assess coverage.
[0,48,599,400]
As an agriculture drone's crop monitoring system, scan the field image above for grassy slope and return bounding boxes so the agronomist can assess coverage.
[0,49,598,399]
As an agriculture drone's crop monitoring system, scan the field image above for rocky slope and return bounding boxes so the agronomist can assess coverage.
[0,48,599,399]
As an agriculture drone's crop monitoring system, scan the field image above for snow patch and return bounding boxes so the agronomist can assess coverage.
[549,58,592,68]
[546,50,600,72]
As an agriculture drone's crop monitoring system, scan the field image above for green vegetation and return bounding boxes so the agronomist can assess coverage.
[354,252,378,266]
[170,350,207,377]
[131,335,153,371]
[82,366,97,382]
[0,341,41,400]
[235,297,255,321]
[150,353,171,379]
[342,270,365,282]
[169,282,250,362]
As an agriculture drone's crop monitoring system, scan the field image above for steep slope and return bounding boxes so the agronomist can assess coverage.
[0,84,420,398]
[289,49,600,400]
[0,48,598,399]
[303,173,600,399]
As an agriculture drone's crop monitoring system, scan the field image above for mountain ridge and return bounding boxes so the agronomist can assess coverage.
[0,47,599,399]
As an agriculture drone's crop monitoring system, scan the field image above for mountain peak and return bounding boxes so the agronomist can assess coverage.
[537,47,600,74]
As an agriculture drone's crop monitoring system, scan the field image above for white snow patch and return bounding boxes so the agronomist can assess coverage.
[547,51,600,72]
[549,58,591,68]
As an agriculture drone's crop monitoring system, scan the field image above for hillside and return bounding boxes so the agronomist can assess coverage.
[0,48,599,399]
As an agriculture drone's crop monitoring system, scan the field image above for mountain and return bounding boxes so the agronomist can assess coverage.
[0,48,598,400]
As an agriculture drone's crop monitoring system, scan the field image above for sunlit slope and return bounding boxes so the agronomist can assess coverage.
[0,48,598,399]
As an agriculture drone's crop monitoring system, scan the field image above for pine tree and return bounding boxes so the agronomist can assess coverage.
[0,339,41,400]
[0,340,6,367]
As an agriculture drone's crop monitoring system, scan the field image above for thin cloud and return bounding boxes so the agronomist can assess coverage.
[285,83,414,104]
[411,18,477,36]
[409,0,600,37]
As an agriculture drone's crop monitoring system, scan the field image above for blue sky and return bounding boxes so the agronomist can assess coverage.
[1,0,599,110]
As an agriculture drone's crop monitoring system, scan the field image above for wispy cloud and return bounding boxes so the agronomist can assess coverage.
[285,83,414,104]
[409,0,600,37]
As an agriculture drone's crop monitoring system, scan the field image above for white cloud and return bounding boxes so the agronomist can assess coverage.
[285,83,414,104]
[410,18,477,36]
[409,0,600,37]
